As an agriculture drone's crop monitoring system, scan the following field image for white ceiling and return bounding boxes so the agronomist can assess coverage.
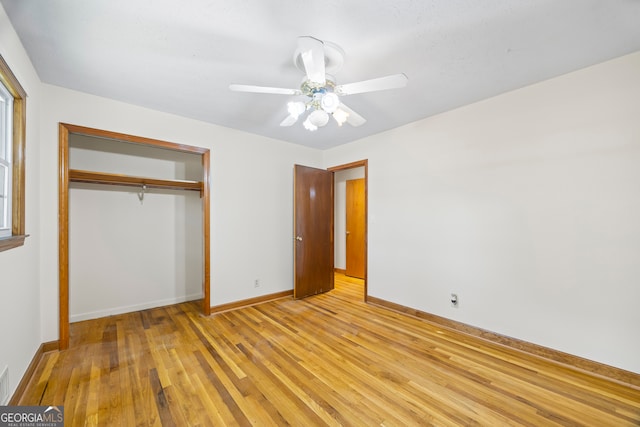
[3,0,640,150]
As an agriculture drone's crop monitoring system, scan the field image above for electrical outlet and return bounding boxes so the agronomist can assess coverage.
[254,279,260,288]
[0,365,9,405]
[450,293,459,307]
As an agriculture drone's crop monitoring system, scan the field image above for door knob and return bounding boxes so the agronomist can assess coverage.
[346,231,350,235]
[295,236,303,241]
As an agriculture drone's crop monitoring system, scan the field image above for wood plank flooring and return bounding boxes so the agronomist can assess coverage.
[19,274,640,426]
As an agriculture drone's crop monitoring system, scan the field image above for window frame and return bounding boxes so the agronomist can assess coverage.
[0,80,13,237]
[0,54,27,252]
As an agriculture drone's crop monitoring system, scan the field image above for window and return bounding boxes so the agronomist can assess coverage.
[0,81,13,238]
[0,54,27,252]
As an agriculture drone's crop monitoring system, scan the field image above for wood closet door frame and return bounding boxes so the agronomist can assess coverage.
[58,123,211,350]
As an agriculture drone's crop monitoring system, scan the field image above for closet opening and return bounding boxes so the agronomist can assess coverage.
[58,123,211,350]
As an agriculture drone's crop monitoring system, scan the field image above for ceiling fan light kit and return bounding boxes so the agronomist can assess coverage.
[309,109,330,127]
[287,101,306,118]
[320,92,340,113]
[230,36,408,131]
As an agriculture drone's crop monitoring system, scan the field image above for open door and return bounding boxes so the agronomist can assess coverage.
[346,178,366,279]
[294,164,334,298]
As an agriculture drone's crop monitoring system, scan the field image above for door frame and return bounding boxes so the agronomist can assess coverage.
[58,123,211,350]
[328,159,368,300]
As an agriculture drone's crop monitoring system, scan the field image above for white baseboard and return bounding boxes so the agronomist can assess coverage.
[69,293,203,323]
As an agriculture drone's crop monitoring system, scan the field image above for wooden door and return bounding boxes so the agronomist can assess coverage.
[346,178,366,279]
[294,164,334,298]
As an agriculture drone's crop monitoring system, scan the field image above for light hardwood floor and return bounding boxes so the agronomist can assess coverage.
[19,274,640,426]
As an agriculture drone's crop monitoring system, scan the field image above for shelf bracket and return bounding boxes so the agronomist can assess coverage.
[138,184,146,204]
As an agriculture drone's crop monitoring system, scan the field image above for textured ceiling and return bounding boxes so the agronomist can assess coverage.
[2,0,640,149]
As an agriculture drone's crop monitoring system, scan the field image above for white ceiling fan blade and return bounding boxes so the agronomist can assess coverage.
[335,103,366,127]
[280,114,299,127]
[335,73,408,96]
[297,36,326,85]
[229,84,301,95]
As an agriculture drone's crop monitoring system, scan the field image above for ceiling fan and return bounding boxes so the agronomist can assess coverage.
[229,36,408,131]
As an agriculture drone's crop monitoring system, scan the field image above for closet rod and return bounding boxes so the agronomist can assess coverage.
[69,169,203,192]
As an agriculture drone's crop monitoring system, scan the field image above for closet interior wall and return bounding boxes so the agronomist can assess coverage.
[68,134,204,322]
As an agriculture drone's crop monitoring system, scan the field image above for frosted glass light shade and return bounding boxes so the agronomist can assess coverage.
[303,116,318,131]
[308,109,329,127]
[332,108,349,126]
[320,92,339,113]
[287,101,306,118]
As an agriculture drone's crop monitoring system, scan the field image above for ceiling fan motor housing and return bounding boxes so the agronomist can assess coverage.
[300,75,336,96]
[293,40,345,75]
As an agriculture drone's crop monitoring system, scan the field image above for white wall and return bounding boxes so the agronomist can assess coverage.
[39,84,322,340]
[69,186,203,320]
[324,51,640,374]
[334,167,365,269]
[0,3,42,401]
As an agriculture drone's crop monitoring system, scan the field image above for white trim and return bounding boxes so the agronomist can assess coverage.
[0,365,8,406]
[0,81,12,237]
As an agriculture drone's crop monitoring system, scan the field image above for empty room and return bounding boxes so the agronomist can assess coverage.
[0,1,639,425]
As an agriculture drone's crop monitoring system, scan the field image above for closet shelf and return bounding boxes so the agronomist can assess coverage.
[69,169,203,192]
